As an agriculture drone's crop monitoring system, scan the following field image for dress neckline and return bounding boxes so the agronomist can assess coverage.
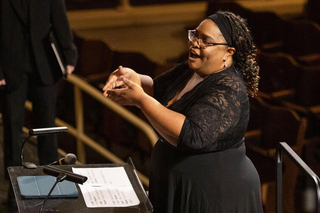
[166,72,204,107]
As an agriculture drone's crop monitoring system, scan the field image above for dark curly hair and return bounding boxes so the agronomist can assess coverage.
[217,11,260,98]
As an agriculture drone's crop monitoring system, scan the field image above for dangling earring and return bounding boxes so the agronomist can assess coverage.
[223,59,227,68]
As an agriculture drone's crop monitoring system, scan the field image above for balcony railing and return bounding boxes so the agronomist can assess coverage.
[276,142,320,213]
[24,74,158,187]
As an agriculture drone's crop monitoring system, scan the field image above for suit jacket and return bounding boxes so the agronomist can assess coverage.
[0,0,77,91]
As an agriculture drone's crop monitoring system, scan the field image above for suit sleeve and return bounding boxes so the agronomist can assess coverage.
[0,66,4,80]
[0,3,3,80]
[50,0,77,66]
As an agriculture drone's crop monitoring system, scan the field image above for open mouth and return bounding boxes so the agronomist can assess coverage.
[189,50,200,59]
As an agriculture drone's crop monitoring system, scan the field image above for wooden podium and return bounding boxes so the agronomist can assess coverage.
[8,163,152,213]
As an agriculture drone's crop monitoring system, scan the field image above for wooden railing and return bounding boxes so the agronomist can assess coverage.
[24,74,158,187]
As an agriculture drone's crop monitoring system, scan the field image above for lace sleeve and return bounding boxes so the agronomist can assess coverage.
[177,84,244,153]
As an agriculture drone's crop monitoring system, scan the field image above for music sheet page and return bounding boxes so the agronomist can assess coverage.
[72,167,140,208]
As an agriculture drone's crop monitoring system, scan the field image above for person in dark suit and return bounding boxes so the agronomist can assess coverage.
[0,0,77,177]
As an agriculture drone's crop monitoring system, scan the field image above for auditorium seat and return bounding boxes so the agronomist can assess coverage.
[130,0,203,6]
[246,97,307,213]
[206,1,253,21]
[73,33,114,79]
[257,19,320,67]
[255,51,320,139]
[280,65,320,139]
[305,0,320,25]
[65,0,120,11]
[206,2,285,49]
[72,32,170,88]
[206,1,320,67]
[283,20,320,66]
[255,52,300,103]
[250,12,285,51]
[256,52,320,108]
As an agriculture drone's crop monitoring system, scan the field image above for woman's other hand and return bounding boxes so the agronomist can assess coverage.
[106,77,146,108]
[103,66,140,97]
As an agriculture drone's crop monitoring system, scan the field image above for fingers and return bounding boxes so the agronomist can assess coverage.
[66,65,75,74]
[0,79,6,86]
[122,77,137,89]
[106,89,127,105]
[103,78,126,97]
[102,66,124,93]
[103,75,119,94]
[105,77,144,107]
[105,77,138,96]
[118,65,124,75]
[102,66,139,99]
[106,89,121,98]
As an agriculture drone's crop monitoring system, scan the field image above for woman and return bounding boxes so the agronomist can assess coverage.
[103,11,263,213]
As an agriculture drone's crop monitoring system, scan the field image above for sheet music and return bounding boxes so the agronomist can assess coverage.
[72,167,140,208]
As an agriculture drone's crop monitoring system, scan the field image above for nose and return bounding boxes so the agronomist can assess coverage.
[190,38,201,49]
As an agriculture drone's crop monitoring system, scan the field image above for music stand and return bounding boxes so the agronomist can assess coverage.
[8,163,152,213]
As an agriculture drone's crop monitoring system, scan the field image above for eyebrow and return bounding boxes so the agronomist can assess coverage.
[194,29,215,40]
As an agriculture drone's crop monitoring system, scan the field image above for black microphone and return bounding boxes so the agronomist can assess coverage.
[49,153,77,165]
[28,126,68,136]
[39,153,83,212]
[43,165,88,184]
[21,127,68,169]
[40,160,87,212]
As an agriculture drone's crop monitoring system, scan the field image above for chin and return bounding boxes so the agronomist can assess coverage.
[188,60,200,71]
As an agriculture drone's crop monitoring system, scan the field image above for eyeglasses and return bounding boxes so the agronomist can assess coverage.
[188,29,228,49]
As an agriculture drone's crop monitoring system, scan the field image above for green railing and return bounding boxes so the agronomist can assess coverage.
[24,74,158,187]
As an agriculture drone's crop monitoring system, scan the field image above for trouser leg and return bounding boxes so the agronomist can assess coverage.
[29,82,58,165]
[0,76,28,178]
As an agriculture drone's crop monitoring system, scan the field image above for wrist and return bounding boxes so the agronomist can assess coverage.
[136,92,152,109]
[131,72,141,86]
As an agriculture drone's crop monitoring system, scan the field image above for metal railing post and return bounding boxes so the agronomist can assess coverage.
[74,85,86,163]
[276,145,283,213]
[118,0,131,11]
[276,142,320,213]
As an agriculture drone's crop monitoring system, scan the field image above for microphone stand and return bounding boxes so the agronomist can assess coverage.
[20,134,37,169]
[38,173,67,213]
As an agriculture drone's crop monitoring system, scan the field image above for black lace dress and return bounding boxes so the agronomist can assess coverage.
[149,62,264,213]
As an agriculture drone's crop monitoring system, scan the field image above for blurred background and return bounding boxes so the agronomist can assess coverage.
[1,0,320,212]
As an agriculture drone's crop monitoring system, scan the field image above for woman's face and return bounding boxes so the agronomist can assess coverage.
[188,19,233,76]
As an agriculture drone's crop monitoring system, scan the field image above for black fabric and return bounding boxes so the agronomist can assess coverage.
[0,0,77,178]
[150,62,263,212]
[0,0,78,91]
[0,72,58,176]
[207,13,233,47]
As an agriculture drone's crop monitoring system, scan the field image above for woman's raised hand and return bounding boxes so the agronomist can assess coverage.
[105,77,146,107]
[103,66,139,97]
